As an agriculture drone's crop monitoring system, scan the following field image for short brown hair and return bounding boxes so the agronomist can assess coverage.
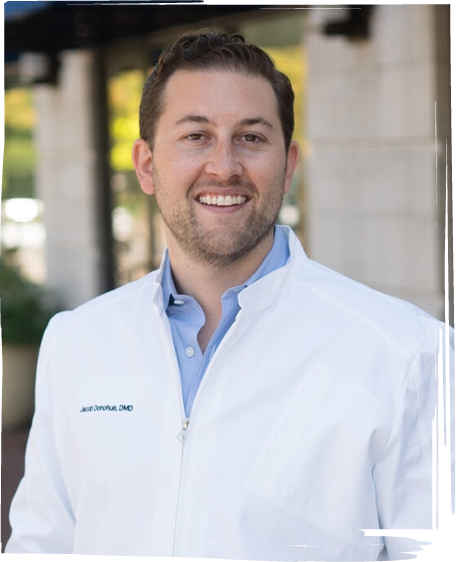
[139,30,295,150]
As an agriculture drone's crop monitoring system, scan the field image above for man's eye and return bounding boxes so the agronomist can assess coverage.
[185,133,205,141]
[244,134,260,143]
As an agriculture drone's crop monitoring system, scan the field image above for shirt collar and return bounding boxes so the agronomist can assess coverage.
[160,225,290,310]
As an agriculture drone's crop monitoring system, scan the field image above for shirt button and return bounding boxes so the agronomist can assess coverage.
[185,346,195,358]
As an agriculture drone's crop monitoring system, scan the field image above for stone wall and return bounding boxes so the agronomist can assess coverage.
[35,51,103,309]
[305,5,449,320]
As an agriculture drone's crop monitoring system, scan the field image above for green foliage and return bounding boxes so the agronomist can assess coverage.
[108,70,144,172]
[3,89,37,200]
[263,44,305,146]
[0,253,61,344]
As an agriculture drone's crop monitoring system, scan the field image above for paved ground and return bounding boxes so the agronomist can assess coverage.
[1,425,30,551]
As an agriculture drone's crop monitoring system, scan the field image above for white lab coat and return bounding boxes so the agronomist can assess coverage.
[6,228,444,560]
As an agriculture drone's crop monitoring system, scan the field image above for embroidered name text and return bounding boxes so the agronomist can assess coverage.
[80,404,134,413]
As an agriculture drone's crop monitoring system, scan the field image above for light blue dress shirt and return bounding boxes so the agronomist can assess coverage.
[161,226,290,417]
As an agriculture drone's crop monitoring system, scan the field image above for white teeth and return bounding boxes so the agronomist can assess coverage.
[199,195,247,207]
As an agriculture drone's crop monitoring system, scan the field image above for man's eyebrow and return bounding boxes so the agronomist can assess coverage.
[175,115,214,126]
[236,117,274,129]
[174,115,275,129]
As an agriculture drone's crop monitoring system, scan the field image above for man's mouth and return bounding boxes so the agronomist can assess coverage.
[198,195,247,207]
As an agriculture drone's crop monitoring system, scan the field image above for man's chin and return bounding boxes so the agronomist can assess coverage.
[178,229,273,268]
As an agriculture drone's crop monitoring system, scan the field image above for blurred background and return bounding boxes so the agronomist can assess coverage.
[1,1,452,548]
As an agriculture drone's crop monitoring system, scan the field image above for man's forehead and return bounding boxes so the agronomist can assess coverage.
[167,67,275,93]
[161,69,280,122]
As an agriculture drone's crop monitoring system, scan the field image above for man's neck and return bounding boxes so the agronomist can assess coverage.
[166,231,274,351]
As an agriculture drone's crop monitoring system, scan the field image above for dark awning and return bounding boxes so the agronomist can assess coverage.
[5,1,262,54]
[5,1,52,21]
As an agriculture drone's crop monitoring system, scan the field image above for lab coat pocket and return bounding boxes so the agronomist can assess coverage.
[248,361,382,549]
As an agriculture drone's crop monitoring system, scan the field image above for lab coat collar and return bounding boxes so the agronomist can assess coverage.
[150,226,308,315]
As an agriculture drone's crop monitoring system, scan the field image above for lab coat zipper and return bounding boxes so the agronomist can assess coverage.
[172,415,191,556]
[155,310,190,556]
[162,308,246,556]
[177,417,190,442]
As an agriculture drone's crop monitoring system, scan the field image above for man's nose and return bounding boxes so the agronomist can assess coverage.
[204,140,243,181]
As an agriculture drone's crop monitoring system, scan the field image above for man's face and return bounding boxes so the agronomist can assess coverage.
[134,69,299,267]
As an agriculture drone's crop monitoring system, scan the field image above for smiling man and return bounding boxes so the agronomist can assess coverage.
[133,62,298,353]
[6,31,451,561]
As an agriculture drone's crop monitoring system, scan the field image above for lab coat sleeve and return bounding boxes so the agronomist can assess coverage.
[373,322,454,561]
[5,314,75,553]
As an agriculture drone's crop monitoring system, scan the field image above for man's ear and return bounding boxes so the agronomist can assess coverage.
[284,140,300,195]
[132,139,155,195]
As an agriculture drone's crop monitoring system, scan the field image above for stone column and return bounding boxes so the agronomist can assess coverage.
[34,50,104,309]
[305,5,447,319]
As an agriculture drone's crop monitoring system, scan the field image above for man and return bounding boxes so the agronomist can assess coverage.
[6,31,449,560]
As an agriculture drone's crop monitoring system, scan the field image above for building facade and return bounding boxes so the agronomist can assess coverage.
[5,4,452,322]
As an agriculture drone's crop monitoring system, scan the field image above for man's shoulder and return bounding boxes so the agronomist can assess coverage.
[45,270,161,342]
[290,255,442,357]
